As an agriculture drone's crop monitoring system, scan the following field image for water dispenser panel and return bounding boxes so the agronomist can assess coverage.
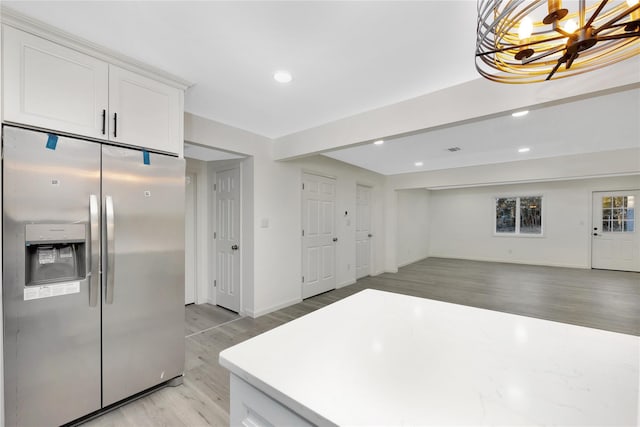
[25,224,87,286]
[25,223,86,244]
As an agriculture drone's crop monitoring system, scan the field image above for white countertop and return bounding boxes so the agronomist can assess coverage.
[219,289,639,426]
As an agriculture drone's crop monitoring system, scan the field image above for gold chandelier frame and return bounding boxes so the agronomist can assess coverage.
[475,0,640,83]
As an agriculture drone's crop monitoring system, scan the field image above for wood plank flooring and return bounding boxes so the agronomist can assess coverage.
[84,257,639,426]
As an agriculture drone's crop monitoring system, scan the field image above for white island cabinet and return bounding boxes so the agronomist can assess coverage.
[219,289,639,426]
[2,25,185,155]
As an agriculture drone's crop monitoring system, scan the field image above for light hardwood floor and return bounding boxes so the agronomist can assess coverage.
[84,257,639,426]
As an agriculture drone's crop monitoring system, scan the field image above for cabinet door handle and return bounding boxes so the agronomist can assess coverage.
[113,112,118,138]
[101,109,106,135]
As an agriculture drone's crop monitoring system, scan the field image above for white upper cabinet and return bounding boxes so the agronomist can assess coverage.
[2,25,185,155]
[2,25,109,140]
[108,65,182,154]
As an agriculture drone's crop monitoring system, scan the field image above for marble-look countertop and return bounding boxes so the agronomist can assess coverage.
[219,289,639,426]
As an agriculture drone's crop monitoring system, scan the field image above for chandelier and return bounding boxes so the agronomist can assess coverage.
[475,0,640,83]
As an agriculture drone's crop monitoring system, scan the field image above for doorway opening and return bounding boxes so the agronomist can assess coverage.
[183,142,248,311]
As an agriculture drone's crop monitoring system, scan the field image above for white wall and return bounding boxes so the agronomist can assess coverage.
[383,149,640,272]
[295,156,386,285]
[428,176,640,268]
[184,113,385,317]
[397,189,430,267]
[250,154,386,317]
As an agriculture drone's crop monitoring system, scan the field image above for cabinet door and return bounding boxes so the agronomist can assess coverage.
[2,26,109,139]
[109,65,182,154]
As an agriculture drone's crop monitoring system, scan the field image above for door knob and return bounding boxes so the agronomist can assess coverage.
[368,233,373,238]
[332,238,338,242]
[593,233,598,236]
[231,244,239,250]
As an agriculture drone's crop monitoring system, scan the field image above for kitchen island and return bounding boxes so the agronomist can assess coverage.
[219,289,639,426]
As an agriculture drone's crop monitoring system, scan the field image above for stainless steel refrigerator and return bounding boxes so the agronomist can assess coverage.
[2,125,186,426]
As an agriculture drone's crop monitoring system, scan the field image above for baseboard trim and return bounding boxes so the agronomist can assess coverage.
[427,254,589,270]
[337,279,356,289]
[397,256,430,268]
[247,297,303,318]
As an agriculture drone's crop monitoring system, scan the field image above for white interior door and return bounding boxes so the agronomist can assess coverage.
[185,173,197,304]
[356,185,372,279]
[216,168,241,312]
[592,190,639,272]
[302,173,336,299]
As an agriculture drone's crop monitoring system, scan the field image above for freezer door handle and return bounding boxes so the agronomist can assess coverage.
[105,195,115,304]
[89,194,99,307]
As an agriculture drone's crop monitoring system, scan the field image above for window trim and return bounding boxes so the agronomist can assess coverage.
[493,195,544,238]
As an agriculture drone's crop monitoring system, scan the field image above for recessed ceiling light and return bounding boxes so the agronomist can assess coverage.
[415,161,424,167]
[373,140,384,145]
[273,70,293,83]
[518,147,531,153]
[512,110,529,118]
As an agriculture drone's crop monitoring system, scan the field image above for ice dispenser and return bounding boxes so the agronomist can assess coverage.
[25,224,87,285]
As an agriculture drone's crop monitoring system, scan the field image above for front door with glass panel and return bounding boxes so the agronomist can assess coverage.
[592,191,639,272]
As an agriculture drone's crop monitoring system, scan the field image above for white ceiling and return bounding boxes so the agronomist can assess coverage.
[4,1,479,139]
[184,142,245,162]
[5,1,638,176]
[324,88,640,175]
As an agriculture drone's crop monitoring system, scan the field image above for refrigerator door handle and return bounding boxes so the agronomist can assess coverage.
[105,195,115,304]
[89,194,100,307]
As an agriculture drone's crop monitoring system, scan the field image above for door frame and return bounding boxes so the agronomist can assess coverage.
[186,163,209,305]
[355,183,374,279]
[211,163,243,313]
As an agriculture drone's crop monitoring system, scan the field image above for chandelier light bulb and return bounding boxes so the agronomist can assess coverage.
[518,17,533,40]
[563,18,579,34]
[627,0,638,7]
